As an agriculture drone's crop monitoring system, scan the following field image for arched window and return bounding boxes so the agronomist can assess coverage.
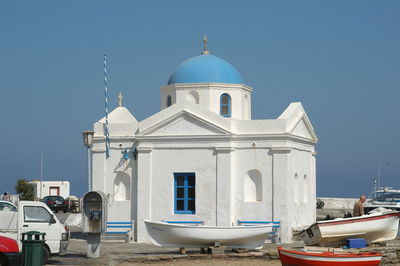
[186,91,199,104]
[303,175,308,203]
[220,93,231,117]
[114,172,130,201]
[244,169,262,202]
[244,94,249,119]
[166,95,172,107]
[294,173,299,203]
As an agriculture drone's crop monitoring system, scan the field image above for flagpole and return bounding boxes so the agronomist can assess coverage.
[103,55,110,158]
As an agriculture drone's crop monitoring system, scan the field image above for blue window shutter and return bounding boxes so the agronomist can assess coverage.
[220,94,231,117]
[174,173,195,214]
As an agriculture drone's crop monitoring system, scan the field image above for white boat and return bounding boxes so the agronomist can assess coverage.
[364,187,400,212]
[144,220,274,249]
[300,208,400,246]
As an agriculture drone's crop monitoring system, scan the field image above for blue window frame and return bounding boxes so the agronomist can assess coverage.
[174,173,195,214]
[220,93,231,117]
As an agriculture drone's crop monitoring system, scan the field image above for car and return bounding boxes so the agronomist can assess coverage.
[0,201,17,212]
[0,236,21,266]
[42,196,69,213]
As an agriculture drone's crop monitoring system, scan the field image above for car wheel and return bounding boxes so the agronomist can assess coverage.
[0,253,9,266]
[43,247,50,264]
[63,209,67,213]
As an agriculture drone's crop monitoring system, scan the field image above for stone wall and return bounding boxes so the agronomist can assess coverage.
[317,197,358,210]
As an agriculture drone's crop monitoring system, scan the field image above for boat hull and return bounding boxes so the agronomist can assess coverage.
[300,211,400,245]
[278,247,382,266]
[144,220,273,248]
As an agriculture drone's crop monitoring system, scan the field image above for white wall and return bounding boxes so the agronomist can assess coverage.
[135,147,218,242]
[91,140,134,226]
[234,148,273,223]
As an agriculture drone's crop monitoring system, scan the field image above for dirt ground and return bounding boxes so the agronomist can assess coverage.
[45,238,281,265]
[120,258,281,265]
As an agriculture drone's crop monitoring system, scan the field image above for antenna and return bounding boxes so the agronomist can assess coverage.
[103,55,110,158]
[378,162,381,189]
[40,152,43,199]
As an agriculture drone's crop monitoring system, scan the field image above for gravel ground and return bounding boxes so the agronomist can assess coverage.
[45,238,280,265]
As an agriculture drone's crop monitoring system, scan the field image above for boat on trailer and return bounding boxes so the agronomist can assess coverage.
[300,207,400,246]
[144,219,275,249]
[278,247,382,266]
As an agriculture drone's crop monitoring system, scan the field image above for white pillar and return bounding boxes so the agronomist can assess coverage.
[136,146,152,243]
[311,152,317,222]
[271,148,291,243]
[215,147,234,226]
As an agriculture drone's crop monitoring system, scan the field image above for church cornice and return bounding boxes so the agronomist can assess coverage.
[134,132,317,145]
[161,83,253,93]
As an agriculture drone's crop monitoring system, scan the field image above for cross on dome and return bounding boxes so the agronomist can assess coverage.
[118,92,123,107]
[201,34,209,55]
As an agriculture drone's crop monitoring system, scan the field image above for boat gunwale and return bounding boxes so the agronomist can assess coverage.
[316,212,400,227]
[300,212,400,234]
[277,247,382,259]
[144,219,275,229]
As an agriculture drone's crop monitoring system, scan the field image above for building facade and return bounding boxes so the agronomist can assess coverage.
[30,181,70,200]
[89,46,318,243]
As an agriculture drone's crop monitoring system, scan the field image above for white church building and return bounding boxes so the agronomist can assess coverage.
[89,43,318,243]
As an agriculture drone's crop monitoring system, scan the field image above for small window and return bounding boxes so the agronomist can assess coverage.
[294,173,299,203]
[167,95,172,107]
[220,94,231,117]
[24,206,52,223]
[174,173,195,214]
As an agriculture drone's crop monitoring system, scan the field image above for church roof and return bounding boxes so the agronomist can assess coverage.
[167,54,243,85]
[98,107,138,124]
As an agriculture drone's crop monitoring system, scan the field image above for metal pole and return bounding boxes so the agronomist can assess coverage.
[87,233,101,258]
[40,152,43,200]
[87,147,91,191]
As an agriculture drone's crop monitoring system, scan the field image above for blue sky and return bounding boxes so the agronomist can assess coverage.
[1,1,399,197]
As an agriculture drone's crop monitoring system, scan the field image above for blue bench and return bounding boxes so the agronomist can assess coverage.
[105,221,132,234]
[238,220,281,243]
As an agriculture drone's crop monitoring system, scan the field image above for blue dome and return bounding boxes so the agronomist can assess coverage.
[167,54,243,85]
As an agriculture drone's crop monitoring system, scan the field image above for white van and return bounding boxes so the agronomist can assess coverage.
[0,200,70,262]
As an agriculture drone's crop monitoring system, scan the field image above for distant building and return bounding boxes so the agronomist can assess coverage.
[30,181,70,199]
[89,42,318,243]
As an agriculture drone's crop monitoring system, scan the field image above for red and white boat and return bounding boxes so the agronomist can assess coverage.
[278,247,382,266]
[300,207,400,245]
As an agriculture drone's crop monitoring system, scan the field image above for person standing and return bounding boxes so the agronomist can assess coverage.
[353,195,366,216]
[1,192,10,201]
